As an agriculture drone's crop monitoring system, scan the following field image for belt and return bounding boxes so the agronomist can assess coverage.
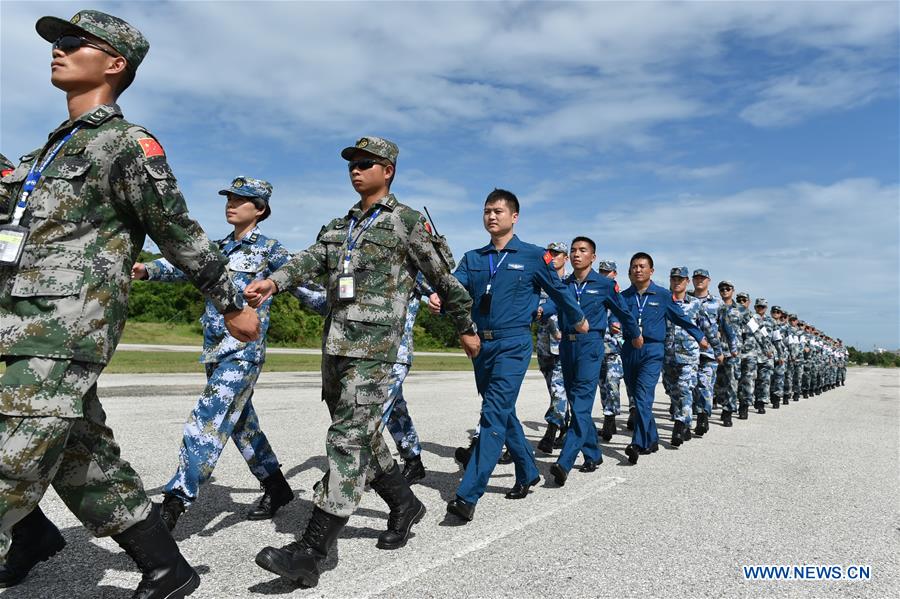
[478,326,531,341]
[564,330,604,342]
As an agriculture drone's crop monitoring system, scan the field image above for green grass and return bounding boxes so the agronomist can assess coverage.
[120,322,204,345]
[103,350,516,373]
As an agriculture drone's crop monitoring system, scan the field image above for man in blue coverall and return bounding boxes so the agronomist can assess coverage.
[619,253,709,464]
[434,189,588,521]
[544,238,641,486]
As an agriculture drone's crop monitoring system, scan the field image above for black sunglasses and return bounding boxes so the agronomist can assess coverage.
[718,285,733,290]
[347,159,387,172]
[53,35,120,58]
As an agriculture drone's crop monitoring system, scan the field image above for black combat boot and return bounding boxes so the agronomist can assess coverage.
[624,444,640,464]
[0,507,66,588]
[770,395,781,409]
[498,447,513,464]
[738,405,749,420]
[247,469,295,520]
[401,455,426,484]
[671,421,684,447]
[694,413,708,437]
[722,410,733,427]
[600,415,616,442]
[553,424,568,449]
[754,401,766,414]
[802,391,809,398]
[454,437,477,467]
[370,462,426,550]
[112,505,200,599]
[782,396,790,406]
[160,494,186,532]
[256,507,348,587]
[682,423,692,442]
[793,392,800,402]
[626,407,636,430]
[537,423,558,454]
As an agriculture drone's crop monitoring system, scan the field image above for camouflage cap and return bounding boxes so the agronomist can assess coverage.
[546,241,568,254]
[219,176,273,202]
[341,136,399,164]
[717,279,735,289]
[36,10,149,73]
[736,291,750,301]
[771,305,783,313]
[597,259,617,272]
[755,297,768,307]
[692,268,710,279]
[669,266,689,278]
[788,313,798,320]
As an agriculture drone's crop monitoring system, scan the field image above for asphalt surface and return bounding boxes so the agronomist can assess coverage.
[116,344,465,357]
[4,367,898,598]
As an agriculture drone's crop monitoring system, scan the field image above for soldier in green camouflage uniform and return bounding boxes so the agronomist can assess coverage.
[0,10,259,597]
[247,136,477,588]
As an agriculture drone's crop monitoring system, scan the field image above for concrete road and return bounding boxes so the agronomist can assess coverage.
[116,344,466,358]
[5,368,898,598]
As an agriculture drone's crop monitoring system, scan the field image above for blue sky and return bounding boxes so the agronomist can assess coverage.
[2,1,898,349]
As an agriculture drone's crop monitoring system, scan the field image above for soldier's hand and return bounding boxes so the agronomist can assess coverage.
[244,279,277,308]
[575,318,590,334]
[731,351,738,358]
[131,263,148,280]
[536,306,543,320]
[460,332,481,358]
[699,337,710,351]
[224,307,260,342]
[553,331,562,341]
[610,322,621,335]
[716,354,725,365]
[631,335,644,349]
[428,293,442,315]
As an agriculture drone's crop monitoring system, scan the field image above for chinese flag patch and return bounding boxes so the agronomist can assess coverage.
[543,251,553,264]
[614,282,620,293]
[424,221,433,235]
[138,137,165,158]
[0,169,12,178]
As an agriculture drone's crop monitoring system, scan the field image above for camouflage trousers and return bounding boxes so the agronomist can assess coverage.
[663,361,698,426]
[599,353,624,416]
[793,362,805,396]
[755,360,773,403]
[801,362,812,392]
[783,362,794,398]
[772,360,786,400]
[384,362,421,460]
[739,356,757,408]
[692,357,718,416]
[315,356,395,518]
[0,356,151,537]
[164,360,280,505]
[537,353,568,427]
[714,357,739,412]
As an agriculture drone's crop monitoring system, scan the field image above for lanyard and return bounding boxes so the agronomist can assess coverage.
[12,125,82,226]
[635,292,650,326]
[343,207,382,272]
[573,278,589,304]
[485,251,508,294]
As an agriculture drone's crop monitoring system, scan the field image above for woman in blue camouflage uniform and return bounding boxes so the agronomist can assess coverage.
[132,176,294,531]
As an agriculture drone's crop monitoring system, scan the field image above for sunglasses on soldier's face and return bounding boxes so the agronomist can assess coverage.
[719,286,733,291]
[347,159,386,172]
[53,34,120,57]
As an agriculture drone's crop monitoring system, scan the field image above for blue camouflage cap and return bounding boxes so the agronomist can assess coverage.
[546,241,568,254]
[219,176,272,202]
[597,259,617,272]
[771,305,783,313]
[755,297,768,307]
[670,266,689,278]
[692,268,710,278]
[736,291,750,301]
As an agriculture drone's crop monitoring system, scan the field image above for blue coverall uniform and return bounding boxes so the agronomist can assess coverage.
[620,281,705,451]
[453,235,584,504]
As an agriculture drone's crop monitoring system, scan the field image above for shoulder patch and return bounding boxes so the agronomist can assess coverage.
[543,251,553,264]
[0,168,12,178]
[138,137,165,158]
[614,282,620,293]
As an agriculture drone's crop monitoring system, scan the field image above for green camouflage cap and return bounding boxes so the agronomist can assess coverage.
[341,136,399,164]
[36,10,149,73]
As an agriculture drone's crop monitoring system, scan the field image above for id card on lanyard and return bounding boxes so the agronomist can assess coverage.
[479,251,508,314]
[635,293,649,336]
[0,125,82,267]
[337,207,382,301]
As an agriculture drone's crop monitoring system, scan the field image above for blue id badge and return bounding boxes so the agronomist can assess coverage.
[0,224,28,266]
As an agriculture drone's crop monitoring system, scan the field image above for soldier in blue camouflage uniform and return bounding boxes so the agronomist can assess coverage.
[735,292,773,419]
[0,10,261,596]
[688,268,732,436]
[597,260,625,442]
[536,242,569,454]
[836,339,848,386]
[753,298,778,411]
[133,177,295,531]
[663,267,718,445]
[714,281,742,426]
[769,306,790,407]
[293,274,434,483]
[246,136,477,588]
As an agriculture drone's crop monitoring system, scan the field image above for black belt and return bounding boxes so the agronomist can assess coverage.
[564,330,604,342]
